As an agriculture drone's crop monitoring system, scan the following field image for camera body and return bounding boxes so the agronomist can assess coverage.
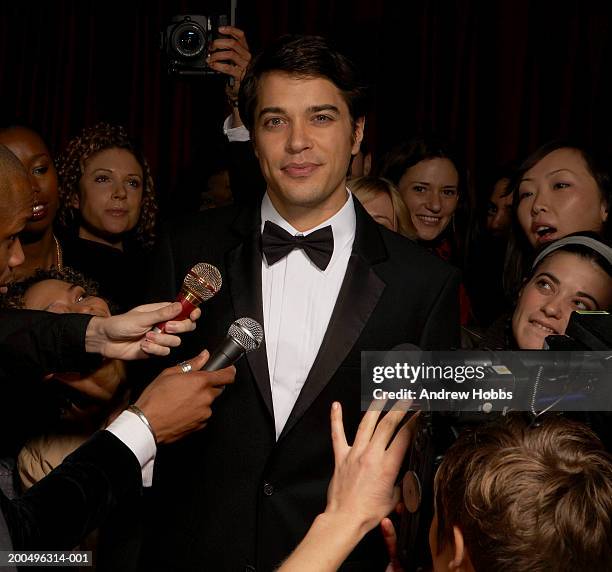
[161,14,229,76]
[545,311,612,350]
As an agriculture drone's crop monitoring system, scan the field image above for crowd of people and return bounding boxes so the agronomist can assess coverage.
[0,25,611,572]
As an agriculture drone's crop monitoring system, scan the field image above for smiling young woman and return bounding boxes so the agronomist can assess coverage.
[378,136,469,261]
[378,136,473,324]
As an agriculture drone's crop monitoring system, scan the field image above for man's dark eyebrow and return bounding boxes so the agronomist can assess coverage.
[258,104,341,120]
[308,104,340,114]
[258,106,286,119]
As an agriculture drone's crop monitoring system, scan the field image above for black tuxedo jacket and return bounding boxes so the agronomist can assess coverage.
[141,199,460,571]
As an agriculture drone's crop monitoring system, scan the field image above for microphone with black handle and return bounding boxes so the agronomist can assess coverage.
[202,317,264,371]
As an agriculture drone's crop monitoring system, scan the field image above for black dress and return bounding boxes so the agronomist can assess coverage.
[61,237,144,311]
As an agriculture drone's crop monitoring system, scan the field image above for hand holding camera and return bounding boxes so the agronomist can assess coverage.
[161,14,232,76]
[207,26,252,127]
[207,26,251,90]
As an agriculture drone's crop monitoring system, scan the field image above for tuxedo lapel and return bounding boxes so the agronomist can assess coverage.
[225,208,274,419]
[279,200,388,439]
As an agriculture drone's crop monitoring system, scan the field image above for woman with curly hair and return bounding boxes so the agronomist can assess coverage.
[56,122,157,250]
[55,122,158,309]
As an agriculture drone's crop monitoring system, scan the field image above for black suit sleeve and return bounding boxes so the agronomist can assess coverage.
[0,310,101,378]
[0,431,141,550]
[419,267,462,350]
[0,310,105,453]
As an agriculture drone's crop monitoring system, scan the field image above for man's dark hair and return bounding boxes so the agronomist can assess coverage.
[238,35,368,133]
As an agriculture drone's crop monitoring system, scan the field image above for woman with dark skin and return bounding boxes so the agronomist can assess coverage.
[0,126,62,281]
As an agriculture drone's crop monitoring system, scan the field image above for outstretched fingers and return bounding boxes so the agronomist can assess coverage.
[330,402,349,464]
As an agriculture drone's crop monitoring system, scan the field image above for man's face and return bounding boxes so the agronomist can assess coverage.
[253,72,364,229]
[0,173,32,292]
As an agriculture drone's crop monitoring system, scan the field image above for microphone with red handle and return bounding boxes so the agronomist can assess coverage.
[153,262,222,333]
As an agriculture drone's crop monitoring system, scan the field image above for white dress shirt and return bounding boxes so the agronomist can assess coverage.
[105,410,156,486]
[223,115,250,142]
[261,192,356,438]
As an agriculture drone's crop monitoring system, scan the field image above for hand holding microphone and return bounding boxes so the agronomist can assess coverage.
[154,263,222,333]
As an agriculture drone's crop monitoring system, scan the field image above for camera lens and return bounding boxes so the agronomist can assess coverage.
[172,23,206,58]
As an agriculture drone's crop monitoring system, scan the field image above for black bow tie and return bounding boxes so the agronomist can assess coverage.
[261,220,334,271]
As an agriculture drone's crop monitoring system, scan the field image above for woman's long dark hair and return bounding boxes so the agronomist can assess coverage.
[503,140,612,298]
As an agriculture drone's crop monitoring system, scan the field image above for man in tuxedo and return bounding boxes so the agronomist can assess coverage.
[142,35,460,571]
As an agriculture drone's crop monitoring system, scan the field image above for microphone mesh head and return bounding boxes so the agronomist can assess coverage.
[229,317,264,352]
[182,263,222,302]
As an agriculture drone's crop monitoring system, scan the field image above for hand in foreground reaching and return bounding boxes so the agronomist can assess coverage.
[134,349,235,444]
[85,302,201,360]
[325,400,416,535]
[278,400,416,572]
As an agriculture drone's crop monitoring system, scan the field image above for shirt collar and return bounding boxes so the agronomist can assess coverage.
[260,189,356,249]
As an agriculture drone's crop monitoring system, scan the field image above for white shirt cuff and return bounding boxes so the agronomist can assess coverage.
[223,115,251,142]
[105,410,156,487]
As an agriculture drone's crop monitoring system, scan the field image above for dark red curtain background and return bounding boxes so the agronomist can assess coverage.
[1,0,612,217]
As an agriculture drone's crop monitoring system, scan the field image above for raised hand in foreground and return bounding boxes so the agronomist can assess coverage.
[278,400,416,572]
